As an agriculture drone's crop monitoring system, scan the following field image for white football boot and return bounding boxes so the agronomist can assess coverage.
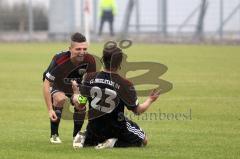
[95,138,117,149]
[73,132,86,149]
[50,134,62,144]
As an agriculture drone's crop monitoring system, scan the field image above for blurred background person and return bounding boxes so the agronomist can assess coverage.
[98,0,117,37]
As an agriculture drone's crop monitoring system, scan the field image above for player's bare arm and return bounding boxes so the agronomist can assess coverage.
[71,80,80,105]
[133,89,160,115]
[43,79,57,121]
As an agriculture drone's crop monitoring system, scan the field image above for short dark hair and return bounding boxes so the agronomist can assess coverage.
[71,32,86,43]
[102,46,123,70]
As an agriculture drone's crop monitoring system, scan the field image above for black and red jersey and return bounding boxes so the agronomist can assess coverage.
[79,71,139,129]
[43,51,96,95]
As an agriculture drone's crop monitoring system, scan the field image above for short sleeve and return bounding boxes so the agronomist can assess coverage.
[119,82,139,111]
[43,55,57,82]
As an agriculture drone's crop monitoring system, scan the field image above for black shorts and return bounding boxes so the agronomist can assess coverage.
[84,119,146,147]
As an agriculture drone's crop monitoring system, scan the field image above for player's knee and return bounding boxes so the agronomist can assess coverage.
[53,93,67,106]
[56,97,67,106]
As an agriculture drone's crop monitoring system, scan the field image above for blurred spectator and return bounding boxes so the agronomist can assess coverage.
[98,0,117,36]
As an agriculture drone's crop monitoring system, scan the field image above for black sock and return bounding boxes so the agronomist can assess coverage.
[73,107,86,137]
[50,106,63,136]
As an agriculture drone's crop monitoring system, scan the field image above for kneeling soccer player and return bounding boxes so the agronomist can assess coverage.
[72,45,160,149]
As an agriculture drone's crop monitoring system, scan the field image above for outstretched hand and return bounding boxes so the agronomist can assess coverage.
[149,89,160,103]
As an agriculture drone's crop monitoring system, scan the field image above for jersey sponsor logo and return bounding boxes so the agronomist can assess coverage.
[63,78,82,85]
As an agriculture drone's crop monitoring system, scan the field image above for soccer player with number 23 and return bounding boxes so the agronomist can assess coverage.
[71,45,160,149]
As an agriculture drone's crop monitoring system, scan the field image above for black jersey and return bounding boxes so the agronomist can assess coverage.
[43,51,96,95]
[80,71,139,134]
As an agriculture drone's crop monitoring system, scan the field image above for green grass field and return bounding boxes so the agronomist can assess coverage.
[0,43,239,159]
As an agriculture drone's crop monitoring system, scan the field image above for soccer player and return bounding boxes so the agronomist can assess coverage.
[42,33,96,145]
[72,45,160,148]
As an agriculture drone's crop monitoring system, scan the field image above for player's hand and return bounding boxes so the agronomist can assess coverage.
[72,94,79,106]
[74,104,86,111]
[71,80,80,94]
[48,109,58,122]
[71,94,86,111]
[148,89,160,103]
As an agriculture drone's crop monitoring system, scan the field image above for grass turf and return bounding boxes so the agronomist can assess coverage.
[0,43,239,159]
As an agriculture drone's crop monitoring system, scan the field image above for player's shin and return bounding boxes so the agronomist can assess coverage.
[73,107,86,137]
[50,106,63,136]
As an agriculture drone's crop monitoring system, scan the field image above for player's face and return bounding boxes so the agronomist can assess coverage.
[70,42,88,61]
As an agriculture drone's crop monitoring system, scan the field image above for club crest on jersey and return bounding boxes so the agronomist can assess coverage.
[78,68,86,76]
